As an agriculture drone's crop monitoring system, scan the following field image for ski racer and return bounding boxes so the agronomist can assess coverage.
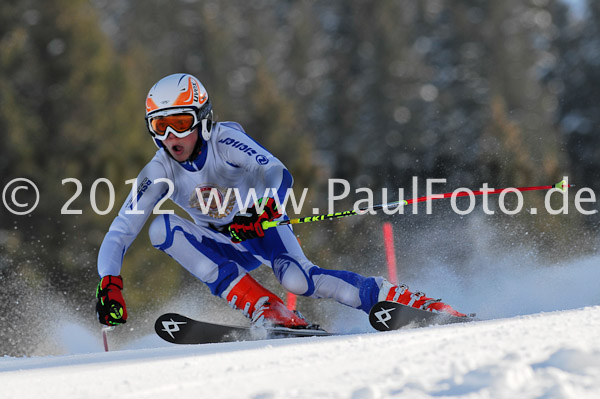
[95,73,467,328]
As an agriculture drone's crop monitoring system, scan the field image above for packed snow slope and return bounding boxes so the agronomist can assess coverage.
[2,306,600,399]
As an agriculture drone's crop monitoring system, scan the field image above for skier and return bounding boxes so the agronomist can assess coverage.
[96,73,466,328]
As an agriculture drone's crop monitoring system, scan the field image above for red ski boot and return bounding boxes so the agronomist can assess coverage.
[379,280,466,317]
[222,274,309,328]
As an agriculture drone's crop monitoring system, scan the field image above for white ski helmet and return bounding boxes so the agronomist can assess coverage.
[145,73,213,146]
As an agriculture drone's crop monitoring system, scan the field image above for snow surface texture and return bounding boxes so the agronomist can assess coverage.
[2,244,600,398]
[2,306,600,398]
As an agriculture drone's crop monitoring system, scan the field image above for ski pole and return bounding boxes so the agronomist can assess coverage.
[102,326,115,352]
[262,179,570,230]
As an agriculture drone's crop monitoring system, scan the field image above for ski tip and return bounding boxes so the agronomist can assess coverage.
[368,301,477,332]
[464,313,482,322]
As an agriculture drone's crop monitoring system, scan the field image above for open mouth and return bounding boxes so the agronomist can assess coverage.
[171,145,184,154]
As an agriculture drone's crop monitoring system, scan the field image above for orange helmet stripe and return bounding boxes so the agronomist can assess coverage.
[174,77,195,106]
[146,97,159,113]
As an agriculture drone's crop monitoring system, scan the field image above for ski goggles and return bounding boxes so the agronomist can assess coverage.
[146,109,200,140]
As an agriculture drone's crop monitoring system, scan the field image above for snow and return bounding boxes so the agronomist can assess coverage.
[2,306,600,399]
[2,249,600,398]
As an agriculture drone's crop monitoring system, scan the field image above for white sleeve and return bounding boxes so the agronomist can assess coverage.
[97,159,171,277]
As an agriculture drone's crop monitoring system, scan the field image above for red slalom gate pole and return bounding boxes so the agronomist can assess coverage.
[286,292,297,311]
[285,236,302,311]
[382,222,398,284]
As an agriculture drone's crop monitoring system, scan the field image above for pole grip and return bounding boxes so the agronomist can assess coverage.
[261,220,279,230]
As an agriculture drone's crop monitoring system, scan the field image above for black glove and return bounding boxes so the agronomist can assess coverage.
[229,198,281,243]
[96,275,128,326]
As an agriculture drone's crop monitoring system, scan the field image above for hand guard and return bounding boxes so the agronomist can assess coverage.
[229,198,281,243]
[96,275,128,326]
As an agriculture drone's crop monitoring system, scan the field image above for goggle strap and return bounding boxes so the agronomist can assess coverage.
[201,119,212,141]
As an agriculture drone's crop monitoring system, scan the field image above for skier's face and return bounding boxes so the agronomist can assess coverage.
[163,127,199,162]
